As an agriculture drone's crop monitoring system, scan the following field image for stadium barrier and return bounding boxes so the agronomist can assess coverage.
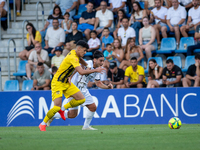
[0,87,199,127]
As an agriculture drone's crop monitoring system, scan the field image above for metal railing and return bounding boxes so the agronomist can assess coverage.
[36,1,44,31]
[22,20,29,50]
[50,0,53,9]
[7,39,17,80]
[13,0,16,22]
[28,0,30,4]
[0,61,2,91]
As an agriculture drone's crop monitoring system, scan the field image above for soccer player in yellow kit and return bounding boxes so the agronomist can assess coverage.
[39,40,105,131]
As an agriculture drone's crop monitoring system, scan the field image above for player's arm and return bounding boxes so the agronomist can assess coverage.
[75,66,105,75]
[95,80,113,89]
[79,58,89,68]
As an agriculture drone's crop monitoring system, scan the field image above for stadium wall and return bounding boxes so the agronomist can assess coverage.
[0,87,200,127]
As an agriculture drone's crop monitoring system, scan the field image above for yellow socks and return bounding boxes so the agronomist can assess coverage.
[64,98,85,110]
[43,106,61,123]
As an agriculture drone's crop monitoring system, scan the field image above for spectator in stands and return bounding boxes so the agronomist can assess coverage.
[63,42,71,56]
[187,24,200,55]
[163,0,186,46]
[44,18,65,54]
[112,39,124,66]
[107,61,124,88]
[0,0,7,17]
[94,1,114,35]
[66,22,84,49]
[118,17,136,49]
[61,12,72,36]
[78,2,96,40]
[113,9,126,39]
[107,0,127,13]
[26,43,49,80]
[122,57,147,88]
[19,23,42,60]
[31,62,51,91]
[52,66,58,76]
[129,2,147,45]
[88,0,109,11]
[51,46,65,68]
[101,27,114,51]
[178,0,193,11]
[180,0,200,37]
[41,6,64,48]
[54,0,77,20]
[103,43,114,61]
[182,54,200,87]
[139,16,156,60]
[145,0,155,13]
[162,59,183,87]
[16,0,21,16]
[150,0,168,46]
[119,38,144,70]
[147,59,163,88]
[87,30,101,54]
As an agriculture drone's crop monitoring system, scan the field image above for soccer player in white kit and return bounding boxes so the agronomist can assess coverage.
[47,50,113,130]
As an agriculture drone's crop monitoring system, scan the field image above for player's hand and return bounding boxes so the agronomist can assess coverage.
[96,67,106,73]
[107,83,113,89]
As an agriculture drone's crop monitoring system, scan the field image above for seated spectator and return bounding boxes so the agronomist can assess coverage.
[187,24,200,55]
[103,43,114,61]
[113,9,126,39]
[0,0,7,17]
[101,27,114,51]
[41,6,64,48]
[180,0,200,37]
[108,0,127,13]
[88,0,109,11]
[150,0,168,45]
[162,59,183,87]
[15,0,21,16]
[107,61,124,88]
[178,0,193,11]
[129,2,147,45]
[122,57,147,88]
[78,2,96,40]
[182,54,200,87]
[52,66,58,76]
[63,42,72,56]
[147,59,163,88]
[139,16,156,60]
[94,1,114,35]
[61,12,72,36]
[119,38,144,70]
[118,17,136,49]
[26,43,49,80]
[162,0,186,46]
[87,30,101,54]
[66,22,84,49]
[44,18,65,54]
[145,0,155,13]
[19,23,42,60]
[31,62,51,91]
[51,46,65,68]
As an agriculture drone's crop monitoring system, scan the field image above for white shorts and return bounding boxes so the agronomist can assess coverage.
[68,89,94,110]
[155,79,163,85]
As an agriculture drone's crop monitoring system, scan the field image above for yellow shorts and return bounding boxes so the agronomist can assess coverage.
[51,80,80,101]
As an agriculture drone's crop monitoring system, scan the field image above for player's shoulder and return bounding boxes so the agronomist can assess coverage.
[86,60,93,68]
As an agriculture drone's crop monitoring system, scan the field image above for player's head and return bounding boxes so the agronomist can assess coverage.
[166,59,174,71]
[76,40,89,58]
[130,57,138,68]
[93,50,104,67]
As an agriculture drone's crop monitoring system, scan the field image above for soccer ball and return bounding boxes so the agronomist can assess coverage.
[168,117,182,129]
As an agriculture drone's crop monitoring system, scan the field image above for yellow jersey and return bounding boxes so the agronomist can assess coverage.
[26,31,42,43]
[125,65,146,83]
[53,50,80,83]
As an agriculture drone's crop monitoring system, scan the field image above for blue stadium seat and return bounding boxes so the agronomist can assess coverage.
[84,52,93,56]
[13,60,28,76]
[4,80,19,91]
[73,4,87,20]
[182,56,195,72]
[22,80,33,91]
[156,38,176,54]
[145,57,163,73]
[139,1,145,9]
[175,37,195,53]
[167,56,182,68]
[194,49,200,53]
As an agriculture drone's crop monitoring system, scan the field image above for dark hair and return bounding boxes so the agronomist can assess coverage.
[26,22,37,40]
[124,38,138,56]
[113,38,122,49]
[93,50,104,59]
[37,62,44,66]
[166,59,174,64]
[90,30,97,35]
[122,17,129,22]
[195,54,200,60]
[87,1,94,6]
[132,2,143,15]
[106,43,111,47]
[142,16,149,21]
[130,57,137,61]
[53,5,62,16]
[52,66,58,73]
[64,12,70,16]
[103,27,110,31]
[53,18,59,22]
[72,21,78,25]
[117,9,126,22]
[148,59,160,79]
[154,0,162,2]
[76,40,89,49]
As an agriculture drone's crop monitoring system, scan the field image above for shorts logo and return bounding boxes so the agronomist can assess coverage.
[56,91,60,94]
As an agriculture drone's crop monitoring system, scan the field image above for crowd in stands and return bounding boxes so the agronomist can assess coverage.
[16,0,200,90]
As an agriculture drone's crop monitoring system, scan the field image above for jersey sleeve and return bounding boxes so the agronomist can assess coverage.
[125,67,130,77]
[138,66,144,76]
[95,73,101,81]
[70,56,80,68]
[35,31,42,43]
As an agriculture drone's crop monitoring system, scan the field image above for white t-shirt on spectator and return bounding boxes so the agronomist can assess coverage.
[118,27,136,46]
[167,5,186,25]
[45,27,65,48]
[88,38,101,48]
[109,0,126,11]
[178,0,192,6]
[188,6,200,24]
[151,6,168,24]
[95,9,114,28]
[0,0,7,11]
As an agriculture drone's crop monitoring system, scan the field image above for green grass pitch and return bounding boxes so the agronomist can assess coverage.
[0,124,200,150]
